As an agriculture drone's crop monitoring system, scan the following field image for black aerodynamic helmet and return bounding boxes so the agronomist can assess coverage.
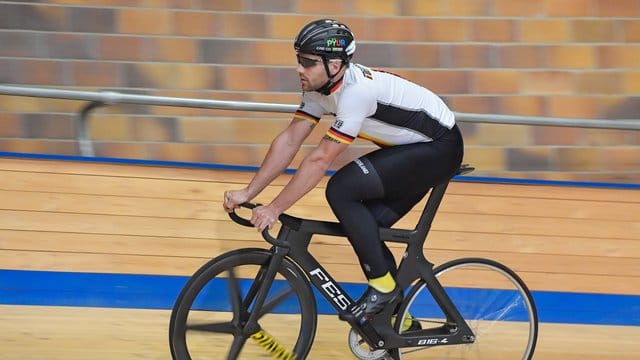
[294,19,356,63]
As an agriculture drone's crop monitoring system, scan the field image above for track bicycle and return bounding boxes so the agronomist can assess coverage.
[169,164,538,359]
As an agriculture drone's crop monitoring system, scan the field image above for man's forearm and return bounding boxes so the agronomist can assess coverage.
[269,155,330,214]
[246,132,300,199]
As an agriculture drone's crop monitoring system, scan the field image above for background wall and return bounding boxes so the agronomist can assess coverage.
[0,0,638,182]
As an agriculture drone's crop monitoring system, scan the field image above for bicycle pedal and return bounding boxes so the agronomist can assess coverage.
[342,295,402,327]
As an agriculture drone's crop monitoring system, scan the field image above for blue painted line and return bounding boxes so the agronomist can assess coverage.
[455,175,640,190]
[0,270,185,309]
[0,151,281,174]
[2,151,639,189]
[1,269,638,326]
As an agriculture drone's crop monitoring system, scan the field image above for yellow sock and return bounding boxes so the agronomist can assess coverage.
[368,272,396,293]
[391,313,415,332]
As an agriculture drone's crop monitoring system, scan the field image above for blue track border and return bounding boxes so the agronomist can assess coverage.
[0,269,638,326]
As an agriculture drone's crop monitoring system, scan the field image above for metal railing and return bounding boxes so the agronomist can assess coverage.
[0,84,638,156]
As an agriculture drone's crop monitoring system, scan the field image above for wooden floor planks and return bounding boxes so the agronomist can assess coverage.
[0,157,639,358]
[1,305,639,360]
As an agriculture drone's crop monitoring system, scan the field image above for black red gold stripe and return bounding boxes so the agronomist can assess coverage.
[293,110,320,124]
[357,133,393,147]
[326,127,355,144]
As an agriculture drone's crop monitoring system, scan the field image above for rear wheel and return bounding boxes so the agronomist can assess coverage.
[396,258,538,359]
[169,248,317,359]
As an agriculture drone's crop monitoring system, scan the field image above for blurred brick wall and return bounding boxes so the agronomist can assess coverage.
[0,0,638,183]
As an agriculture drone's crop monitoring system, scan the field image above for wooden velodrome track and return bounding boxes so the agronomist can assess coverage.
[0,156,639,359]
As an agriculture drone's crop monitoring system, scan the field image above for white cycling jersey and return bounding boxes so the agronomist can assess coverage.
[294,63,455,147]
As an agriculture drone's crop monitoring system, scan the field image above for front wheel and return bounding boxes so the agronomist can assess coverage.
[396,258,538,359]
[169,248,318,359]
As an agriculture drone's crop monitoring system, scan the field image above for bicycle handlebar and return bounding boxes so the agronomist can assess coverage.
[228,202,279,244]
[227,202,257,227]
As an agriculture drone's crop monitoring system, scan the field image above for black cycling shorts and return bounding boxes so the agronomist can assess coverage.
[326,125,464,278]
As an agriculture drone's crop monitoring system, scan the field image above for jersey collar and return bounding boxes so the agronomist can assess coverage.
[327,76,343,94]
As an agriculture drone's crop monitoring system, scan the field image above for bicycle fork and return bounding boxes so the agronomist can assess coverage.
[242,246,299,359]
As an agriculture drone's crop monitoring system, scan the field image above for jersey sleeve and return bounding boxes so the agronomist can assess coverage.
[326,84,376,144]
[294,92,324,125]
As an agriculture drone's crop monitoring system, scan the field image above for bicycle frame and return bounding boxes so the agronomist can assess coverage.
[235,168,476,354]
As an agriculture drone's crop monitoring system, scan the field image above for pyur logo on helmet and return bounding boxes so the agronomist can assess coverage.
[294,19,356,95]
[294,19,356,63]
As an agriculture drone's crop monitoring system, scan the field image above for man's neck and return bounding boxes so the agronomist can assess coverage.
[317,65,348,95]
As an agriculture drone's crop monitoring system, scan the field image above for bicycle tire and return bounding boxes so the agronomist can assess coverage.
[395,258,538,359]
[169,248,317,360]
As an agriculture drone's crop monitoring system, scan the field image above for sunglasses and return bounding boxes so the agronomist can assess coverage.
[296,54,322,68]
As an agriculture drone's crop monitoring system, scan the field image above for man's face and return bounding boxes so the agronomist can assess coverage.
[296,53,327,91]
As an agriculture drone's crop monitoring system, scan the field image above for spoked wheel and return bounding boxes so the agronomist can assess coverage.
[396,258,538,359]
[169,248,317,359]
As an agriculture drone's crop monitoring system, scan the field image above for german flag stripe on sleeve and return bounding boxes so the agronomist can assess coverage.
[326,127,355,144]
[294,110,320,125]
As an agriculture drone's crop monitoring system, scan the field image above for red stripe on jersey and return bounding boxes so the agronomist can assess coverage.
[326,127,355,144]
[328,78,343,94]
[294,110,320,124]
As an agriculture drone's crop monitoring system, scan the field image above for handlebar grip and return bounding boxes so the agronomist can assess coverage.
[228,202,257,228]
[228,202,278,244]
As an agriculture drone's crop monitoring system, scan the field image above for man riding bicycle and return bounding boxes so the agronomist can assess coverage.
[223,19,464,318]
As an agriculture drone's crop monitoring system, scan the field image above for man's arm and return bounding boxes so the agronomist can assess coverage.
[251,135,348,230]
[271,136,347,212]
[223,118,314,212]
[246,119,314,198]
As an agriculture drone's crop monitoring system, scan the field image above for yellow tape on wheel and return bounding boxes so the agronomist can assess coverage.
[250,329,297,360]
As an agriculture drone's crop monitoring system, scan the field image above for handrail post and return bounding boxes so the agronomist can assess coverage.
[76,100,107,157]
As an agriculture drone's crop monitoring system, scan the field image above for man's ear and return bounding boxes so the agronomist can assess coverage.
[329,59,344,75]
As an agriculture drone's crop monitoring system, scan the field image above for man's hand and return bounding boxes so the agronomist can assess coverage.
[223,189,250,213]
[251,204,281,232]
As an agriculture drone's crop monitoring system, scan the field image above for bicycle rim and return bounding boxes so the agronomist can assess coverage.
[397,258,538,359]
[169,249,317,359]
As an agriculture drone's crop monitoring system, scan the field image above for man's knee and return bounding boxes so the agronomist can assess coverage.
[326,162,360,204]
[325,175,343,207]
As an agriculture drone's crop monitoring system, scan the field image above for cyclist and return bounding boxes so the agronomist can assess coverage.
[223,19,464,318]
